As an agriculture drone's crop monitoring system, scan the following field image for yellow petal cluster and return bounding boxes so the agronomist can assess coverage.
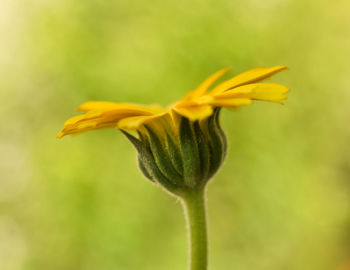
[57,66,289,138]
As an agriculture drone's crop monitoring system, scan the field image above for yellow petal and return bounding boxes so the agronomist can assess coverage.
[183,67,231,101]
[58,116,119,138]
[78,101,164,114]
[117,115,157,130]
[210,66,288,95]
[78,101,127,111]
[210,98,253,108]
[214,83,290,103]
[173,105,213,121]
[176,95,214,108]
[64,111,102,126]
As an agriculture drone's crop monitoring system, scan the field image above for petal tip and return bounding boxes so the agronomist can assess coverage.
[56,131,65,139]
[276,66,289,73]
[76,103,88,111]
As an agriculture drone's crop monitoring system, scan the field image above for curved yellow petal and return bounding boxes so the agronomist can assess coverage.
[78,101,127,111]
[63,111,102,126]
[78,101,164,114]
[183,67,231,101]
[56,120,118,138]
[214,83,290,103]
[210,66,288,95]
[210,98,253,108]
[173,105,213,121]
[117,115,160,130]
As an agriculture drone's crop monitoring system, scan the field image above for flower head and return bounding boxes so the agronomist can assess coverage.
[57,66,289,194]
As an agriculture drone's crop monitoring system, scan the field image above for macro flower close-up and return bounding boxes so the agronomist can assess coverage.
[2,1,350,270]
[57,66,289,270]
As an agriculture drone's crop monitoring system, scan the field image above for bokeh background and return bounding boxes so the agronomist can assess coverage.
[1,0,350,269]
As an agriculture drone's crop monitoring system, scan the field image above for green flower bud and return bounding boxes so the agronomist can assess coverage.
[122,108,227,195]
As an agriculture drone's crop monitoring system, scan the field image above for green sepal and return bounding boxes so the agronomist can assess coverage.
[205,108,227,179]
[179,117,201,187]
[121,130,178,192]
[214,108,227,161]
[193,121,210,184]
[137,130,150,149]
[165,133,184,175]
[144,126,183,186]
[138,158,153,181]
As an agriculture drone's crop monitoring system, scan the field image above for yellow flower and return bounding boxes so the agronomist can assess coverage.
[57,66,289,138]
[57,66,289,193]
[56,65,290,270]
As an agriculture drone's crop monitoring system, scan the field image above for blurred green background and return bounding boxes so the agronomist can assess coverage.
[1,0,350,269]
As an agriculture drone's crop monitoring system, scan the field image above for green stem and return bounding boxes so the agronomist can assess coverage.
[181,188,208,270]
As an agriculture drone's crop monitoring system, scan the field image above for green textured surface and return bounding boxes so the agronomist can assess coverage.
[1,0,350,269]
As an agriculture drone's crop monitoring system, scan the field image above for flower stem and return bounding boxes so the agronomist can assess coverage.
[181,188,208,270]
